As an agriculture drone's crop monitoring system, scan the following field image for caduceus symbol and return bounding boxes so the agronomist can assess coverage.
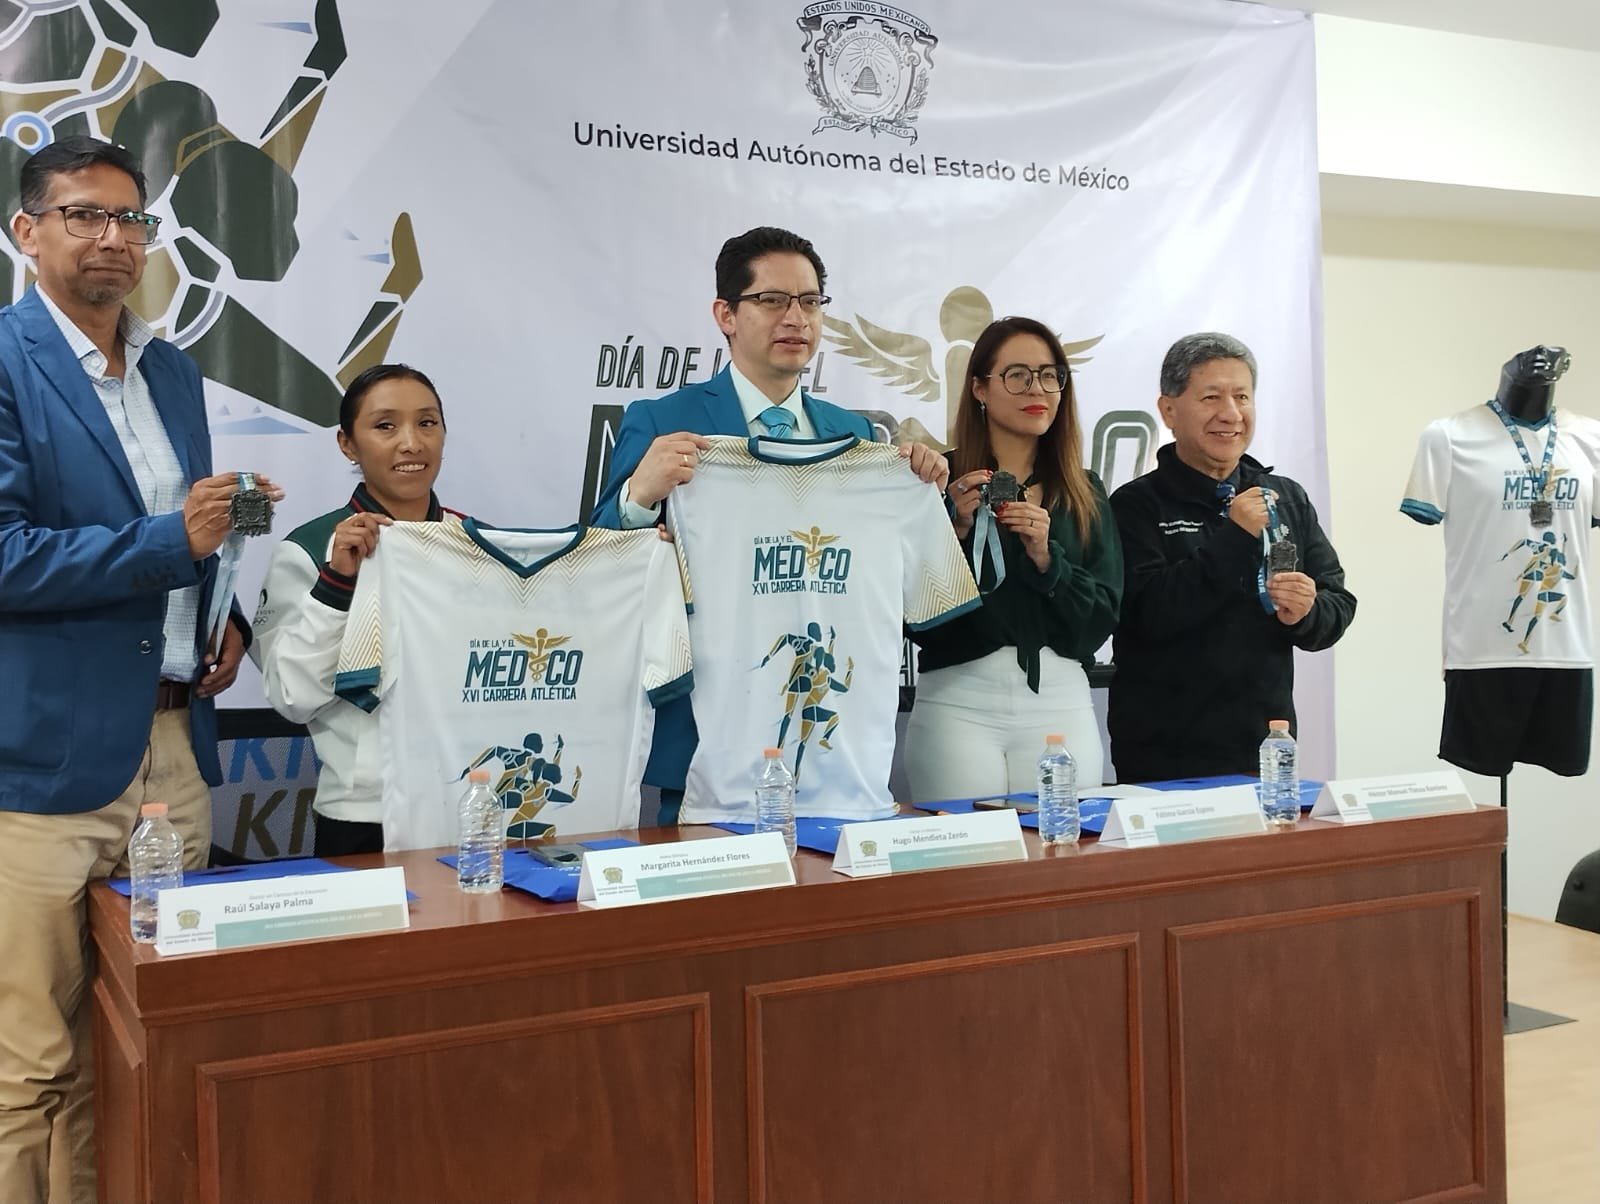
[512,628,571,679]
[789,525,840,573]
[823,286,1104,447]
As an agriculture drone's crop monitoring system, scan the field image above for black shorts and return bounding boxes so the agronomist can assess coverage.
[1440,667,1593,778]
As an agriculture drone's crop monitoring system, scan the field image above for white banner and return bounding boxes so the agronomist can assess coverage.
[0,0,1328,765]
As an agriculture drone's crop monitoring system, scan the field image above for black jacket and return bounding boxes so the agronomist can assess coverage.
[1107,445,1356,782]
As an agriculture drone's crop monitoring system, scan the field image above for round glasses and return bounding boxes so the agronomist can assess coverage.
[988,365,1067,395]
[30,205,162,245]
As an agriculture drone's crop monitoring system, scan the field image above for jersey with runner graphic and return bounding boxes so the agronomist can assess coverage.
[667,435,980,823]
[1402,402,1600,669]
[334,517,692,851]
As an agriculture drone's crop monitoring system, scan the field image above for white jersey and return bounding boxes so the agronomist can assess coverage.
[667,435,979,823]
[1402,403,1600,669]
[335,517,691,851]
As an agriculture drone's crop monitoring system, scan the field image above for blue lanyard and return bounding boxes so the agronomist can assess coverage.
[1256,488,1292,614]
[971,504,1006,593]
[1487,400,1557,497]
[1215,481,1236,517]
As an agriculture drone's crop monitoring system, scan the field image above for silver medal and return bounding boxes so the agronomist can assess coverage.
[229,471,273,537]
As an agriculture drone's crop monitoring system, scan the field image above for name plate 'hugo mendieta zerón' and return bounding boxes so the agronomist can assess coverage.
[576,832,795,908]
[154,867,409,956]
[1309,770,1477,824]
[832,809,1027,878]
[1098,785,1268,847]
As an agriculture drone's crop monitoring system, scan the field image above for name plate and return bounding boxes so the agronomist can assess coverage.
[1099,785,1267,847]
[832,809,1026,878]
[1309,771,1476,824]
[155,867,409,956]
[577,832,795,908]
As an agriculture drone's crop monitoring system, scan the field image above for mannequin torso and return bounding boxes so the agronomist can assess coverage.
[1494,344,1571,421]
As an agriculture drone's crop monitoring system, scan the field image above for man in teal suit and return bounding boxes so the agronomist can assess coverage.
[0,137,278,1202]
[593,226,948,822]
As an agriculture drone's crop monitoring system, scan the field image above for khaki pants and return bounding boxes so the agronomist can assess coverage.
[0,709,212,1204]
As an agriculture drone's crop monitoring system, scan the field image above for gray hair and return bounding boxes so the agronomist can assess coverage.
[1160,332,1257,397]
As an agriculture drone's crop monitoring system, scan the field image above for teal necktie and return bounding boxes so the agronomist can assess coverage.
[758,405,797,439]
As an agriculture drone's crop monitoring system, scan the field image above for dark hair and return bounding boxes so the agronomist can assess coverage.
[19,136,148,213]
[951,316,1100,546]
[339,363,445,436]
[1160,332,1257,397]
[714,226,826,303]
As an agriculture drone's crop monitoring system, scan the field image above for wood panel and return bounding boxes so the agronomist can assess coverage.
[91,977,147,1203]
[747,936,1144,1203]
[89,808,1507,1203]
[194,996,713,1204]
[1168,890,1490,1204]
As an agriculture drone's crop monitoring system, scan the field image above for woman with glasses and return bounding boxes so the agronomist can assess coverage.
[250,364,459,856]
[905,315,1122,802]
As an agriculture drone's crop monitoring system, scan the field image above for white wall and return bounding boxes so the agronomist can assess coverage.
[1321,214,1600,918]
[1315,15,1600,200]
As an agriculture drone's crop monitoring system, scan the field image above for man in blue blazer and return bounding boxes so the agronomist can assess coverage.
[592,226,948,823]
[0,137,278,1203]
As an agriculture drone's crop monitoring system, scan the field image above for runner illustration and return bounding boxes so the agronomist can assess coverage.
[758,622,853,778]
[1500,531,1574,654]
[460,733,581,839]
[0,1,420,428]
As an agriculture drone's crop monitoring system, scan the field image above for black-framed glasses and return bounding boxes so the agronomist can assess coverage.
[989,365,1067,394]
[29,205,162,245]
[734,290,830,314]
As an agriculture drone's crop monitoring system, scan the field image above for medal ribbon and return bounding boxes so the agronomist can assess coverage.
[970,501,1007,594]
[202,472,253,661]
[1487,399,1557,514]
[1256,488,1292,615]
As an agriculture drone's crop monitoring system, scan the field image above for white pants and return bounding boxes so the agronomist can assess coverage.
[905,648,1104,802]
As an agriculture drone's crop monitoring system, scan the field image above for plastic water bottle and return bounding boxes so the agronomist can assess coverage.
[754,747,797,857]
[456,769,505,893]
[1258,720,1300,827]
[1037,734,1080,846]
[128,802,184,943]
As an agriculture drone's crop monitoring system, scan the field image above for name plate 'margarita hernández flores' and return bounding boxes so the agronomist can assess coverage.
[833,809,1027,877]
[577,832,795,907]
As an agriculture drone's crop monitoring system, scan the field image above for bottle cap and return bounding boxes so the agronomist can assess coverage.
[1268,720,1291,731]
[763,747,782,759]
[140,802,168,817]
[468,769,491,783]
[1045,734,1065,745]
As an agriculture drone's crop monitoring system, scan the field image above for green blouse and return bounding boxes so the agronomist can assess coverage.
[911,471,1123,691]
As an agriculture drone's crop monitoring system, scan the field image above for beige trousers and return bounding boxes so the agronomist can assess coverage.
[0,709,212,1204]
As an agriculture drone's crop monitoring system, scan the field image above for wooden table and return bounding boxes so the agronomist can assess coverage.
[91,808,1506,1203]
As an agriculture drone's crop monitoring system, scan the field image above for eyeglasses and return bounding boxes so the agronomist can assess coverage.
[988,365,1067,395]
[29,205,162,245]
[734,290,831,314]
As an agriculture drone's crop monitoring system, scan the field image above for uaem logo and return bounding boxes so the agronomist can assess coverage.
[798,2,937,143]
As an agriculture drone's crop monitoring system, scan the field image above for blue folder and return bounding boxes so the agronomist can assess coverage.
[438,837,639,902]
[105,857,354,898]
[712,813,922,855]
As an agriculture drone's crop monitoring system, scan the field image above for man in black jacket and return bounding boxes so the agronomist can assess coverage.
[1108,332,1355,782]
